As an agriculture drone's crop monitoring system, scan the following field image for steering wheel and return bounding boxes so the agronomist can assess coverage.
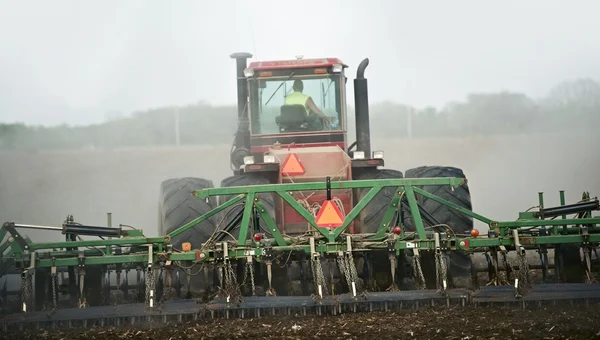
[321,116,332,130]
[320,115,338,130]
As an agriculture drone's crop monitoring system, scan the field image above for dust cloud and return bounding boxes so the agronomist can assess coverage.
[1,130,598,243]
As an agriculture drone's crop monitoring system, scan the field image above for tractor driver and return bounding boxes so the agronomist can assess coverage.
[284,79,333,129]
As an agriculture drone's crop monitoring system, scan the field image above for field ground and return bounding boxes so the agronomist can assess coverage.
[2,303,600,339]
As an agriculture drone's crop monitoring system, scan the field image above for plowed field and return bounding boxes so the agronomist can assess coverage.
[3,303,600,339]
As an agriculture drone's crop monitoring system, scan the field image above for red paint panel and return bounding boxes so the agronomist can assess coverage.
[248,58,344,71]
[251,142,345,154]
[252,131,345,139]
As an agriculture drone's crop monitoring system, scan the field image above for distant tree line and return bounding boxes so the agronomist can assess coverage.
[0,78,598,151]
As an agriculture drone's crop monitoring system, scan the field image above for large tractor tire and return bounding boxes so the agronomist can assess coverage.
[354,168,405,234]
[158,177,218,298]
[218,173,276,240]
[404,165,473,289]
[218,173,290,296]
[353,168,406,291]
[158,177,218,248]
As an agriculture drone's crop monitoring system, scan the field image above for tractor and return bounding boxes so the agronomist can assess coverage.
[157,53,475,298]
[1,52,598,331]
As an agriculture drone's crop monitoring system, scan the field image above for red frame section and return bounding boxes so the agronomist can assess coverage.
[247,58,344,71]
[251,142,345,154]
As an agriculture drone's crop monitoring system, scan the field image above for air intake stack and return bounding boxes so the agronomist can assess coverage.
[354,58,371,157]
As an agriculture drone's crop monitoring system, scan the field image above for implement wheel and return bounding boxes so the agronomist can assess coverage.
[404,165,473,289]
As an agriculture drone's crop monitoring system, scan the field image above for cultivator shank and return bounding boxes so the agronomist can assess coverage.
[1,178,599,331]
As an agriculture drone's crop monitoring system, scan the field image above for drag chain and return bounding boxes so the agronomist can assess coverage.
[20,270,34,313]
[311,254,328,301]
[46,267,58,318]
[512,230,533,298]
[412,250,427,290]
[435,251,448,294]
[337,251,364,298]
[516,248,532,297]
[243,258,256,296]
[221,259,243,304]
[145,266,156,308]
[434,233,448,295]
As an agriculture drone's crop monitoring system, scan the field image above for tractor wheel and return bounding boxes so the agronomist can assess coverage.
[353,168,405,291]
[218,173,276,240]
[404,165,473,289]
[158,177,218,248]
[354,168,405,234]
[219,174,290,295]
[158,177,218,297]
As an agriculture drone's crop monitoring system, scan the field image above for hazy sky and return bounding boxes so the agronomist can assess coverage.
[0,0,598,126]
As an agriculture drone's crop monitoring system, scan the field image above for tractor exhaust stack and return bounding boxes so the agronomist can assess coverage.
[229,52,253,170]
[354,58,371,157]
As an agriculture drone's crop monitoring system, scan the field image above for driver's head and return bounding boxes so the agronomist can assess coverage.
[292,79,303,92]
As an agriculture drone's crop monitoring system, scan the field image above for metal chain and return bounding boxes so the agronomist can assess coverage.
[412,254,426,290]
[311,255,328,300]
[347,253,361,294]
[336,254,351,291]
[434,252,448,293]
[51,273,58,314]
[222,259,242,303]
[245,261,256,296]
[516,250,532,297]
[337,252,363,296]
[145,267,155,308]
[20,272,34,313]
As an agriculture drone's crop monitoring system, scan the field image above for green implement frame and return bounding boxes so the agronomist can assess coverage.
[1,177,599,314]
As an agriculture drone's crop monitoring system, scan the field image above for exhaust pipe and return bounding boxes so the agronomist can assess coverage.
[230,52,253,119]
[229,52,253,170]
[354,58,371,157]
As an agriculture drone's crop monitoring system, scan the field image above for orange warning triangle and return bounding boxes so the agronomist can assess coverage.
[281,153,305,176]
[315,200,344,228]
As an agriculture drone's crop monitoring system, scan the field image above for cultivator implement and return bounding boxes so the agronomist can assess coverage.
[1,177,599,331]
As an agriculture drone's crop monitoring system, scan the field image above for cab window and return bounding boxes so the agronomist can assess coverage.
[249,75,342,135]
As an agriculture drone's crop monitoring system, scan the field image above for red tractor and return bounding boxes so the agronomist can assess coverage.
[158,52,474,298]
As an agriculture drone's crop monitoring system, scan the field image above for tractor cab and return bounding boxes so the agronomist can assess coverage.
[229,52,383,176]
[244,57,348,153]
[245,58,346,134]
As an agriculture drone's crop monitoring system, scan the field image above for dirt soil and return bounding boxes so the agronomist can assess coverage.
[2,304,600,339]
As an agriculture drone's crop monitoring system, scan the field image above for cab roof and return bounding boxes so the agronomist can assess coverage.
[247,58,345,71]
